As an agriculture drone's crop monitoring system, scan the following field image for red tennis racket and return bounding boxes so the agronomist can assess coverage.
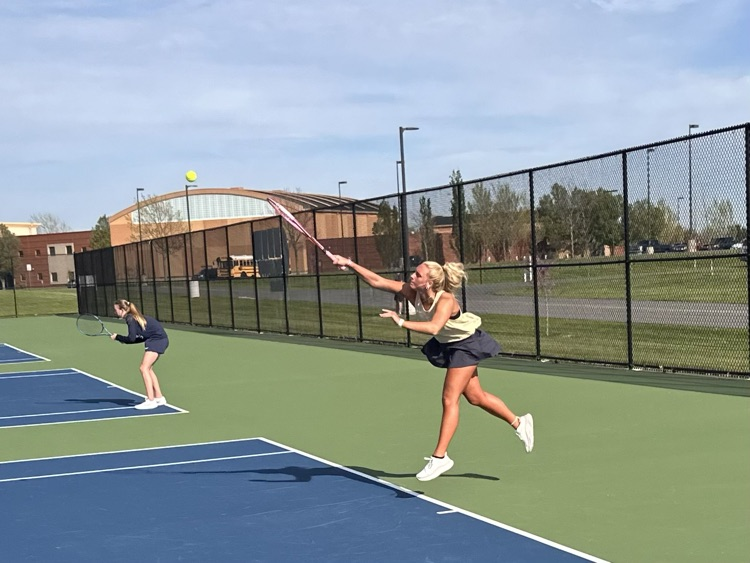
[267,198,345,267]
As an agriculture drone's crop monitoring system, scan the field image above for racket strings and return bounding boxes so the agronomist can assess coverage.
[77,315,106,336]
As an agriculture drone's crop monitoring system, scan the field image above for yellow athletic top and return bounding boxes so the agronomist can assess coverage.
[412,290,482,343]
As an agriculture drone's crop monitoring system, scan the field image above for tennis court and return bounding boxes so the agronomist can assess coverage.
[1,315,748,562]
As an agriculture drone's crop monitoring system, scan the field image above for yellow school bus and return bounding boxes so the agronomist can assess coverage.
[215,255,258,278]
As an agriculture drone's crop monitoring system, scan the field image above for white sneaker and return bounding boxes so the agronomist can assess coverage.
[134,399,158,410]
[515,413,534,453]
[416,454,454,481]
[154,396,167,406]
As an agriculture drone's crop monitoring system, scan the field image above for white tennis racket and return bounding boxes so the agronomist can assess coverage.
[267,198,347,268]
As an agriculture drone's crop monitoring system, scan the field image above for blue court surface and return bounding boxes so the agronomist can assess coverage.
[0,438,607,562]
[0,342,49,364]
[0,368,185,428]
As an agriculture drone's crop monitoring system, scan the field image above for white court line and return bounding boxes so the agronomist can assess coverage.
[0,436,608,561]
[0,343,50,363]
[0,406,137,420]
[436,509,457,515]
[0,372,79,380]
[0,450,292,483]
[0,367,188,428]
[258,437,611,563]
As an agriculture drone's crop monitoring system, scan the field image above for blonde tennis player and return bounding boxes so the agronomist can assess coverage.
[330,255,534,481]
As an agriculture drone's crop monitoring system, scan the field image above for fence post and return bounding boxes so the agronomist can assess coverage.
[623,151,634,369]
[312,210,324,337]
[399,192,411,347]
[745,125,750,373]
[351,202,364,342]
[529,171,541,360]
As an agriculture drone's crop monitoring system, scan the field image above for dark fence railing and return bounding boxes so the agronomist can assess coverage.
[76,123,750,377]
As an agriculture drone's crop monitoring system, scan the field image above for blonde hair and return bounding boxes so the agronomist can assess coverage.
[114,299,147,330]
[421,261,467,294]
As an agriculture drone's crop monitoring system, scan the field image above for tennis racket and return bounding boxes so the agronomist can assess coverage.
[267,198,346,268]
[76,314,113,337]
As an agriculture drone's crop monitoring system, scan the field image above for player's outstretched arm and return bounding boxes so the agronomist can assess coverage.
[329,255,403,294]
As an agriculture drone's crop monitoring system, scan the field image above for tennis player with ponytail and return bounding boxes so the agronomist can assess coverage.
[329,256,534,481]
[110,299,169,410]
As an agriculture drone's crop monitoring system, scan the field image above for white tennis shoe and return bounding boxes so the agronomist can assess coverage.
[134,399,158,410]
[416,454,454,481]
[154,396,167,406]
[515,413,534,453]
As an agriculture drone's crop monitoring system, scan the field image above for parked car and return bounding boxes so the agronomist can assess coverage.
[192,267,218,281]
[66,279,77,288]
[701,237,736,251]
[740,242,747,262]
[628,239,671,254]
[670,242,688,252]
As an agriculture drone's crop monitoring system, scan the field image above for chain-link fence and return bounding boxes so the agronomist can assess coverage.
[75,123,750,376]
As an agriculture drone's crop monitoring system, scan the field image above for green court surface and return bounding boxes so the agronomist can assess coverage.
[1,315,748,562]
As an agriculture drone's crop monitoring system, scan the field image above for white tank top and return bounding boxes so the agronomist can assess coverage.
[412,290,482,343]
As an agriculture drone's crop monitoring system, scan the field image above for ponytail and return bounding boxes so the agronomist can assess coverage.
[114,299,147,329]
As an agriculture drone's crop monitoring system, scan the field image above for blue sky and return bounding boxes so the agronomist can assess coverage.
[1,0,748,231]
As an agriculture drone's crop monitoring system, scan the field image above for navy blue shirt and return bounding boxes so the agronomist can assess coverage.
[115,315,169,353]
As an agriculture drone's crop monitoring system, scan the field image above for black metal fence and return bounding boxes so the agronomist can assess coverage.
[76,123,750,376]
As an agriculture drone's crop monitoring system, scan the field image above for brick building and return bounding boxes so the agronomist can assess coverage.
[15,231,92,288]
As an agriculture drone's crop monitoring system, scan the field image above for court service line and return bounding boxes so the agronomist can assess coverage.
[1,436,267,465]
[0,406,140,421]
[0,372,79,380]
[0,450,293,483]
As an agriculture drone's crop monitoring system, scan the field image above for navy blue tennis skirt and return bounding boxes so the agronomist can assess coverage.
[145,337,169,355]
[421,329,501,369]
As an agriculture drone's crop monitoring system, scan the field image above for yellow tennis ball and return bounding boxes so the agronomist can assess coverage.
[185,170,197,183]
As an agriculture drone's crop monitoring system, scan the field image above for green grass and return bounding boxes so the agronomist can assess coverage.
[0,286,78,318]
[1,315,748,563]
[485,255,748,303]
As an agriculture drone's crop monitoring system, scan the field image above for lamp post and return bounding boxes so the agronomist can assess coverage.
[184,170,198,277]
[136,187,145,281]
[337,180,347,237]
[396,160,402,193]
[646,148,655,239]
[398,127,419,195]
[398,127,418,272]
[688,124,699,237]
[677,196,685,225]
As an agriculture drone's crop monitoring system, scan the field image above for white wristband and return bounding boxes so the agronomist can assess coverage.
[397,318,405,328]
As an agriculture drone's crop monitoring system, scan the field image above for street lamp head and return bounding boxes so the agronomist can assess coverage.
[338,180,347,186]
[647,148,655,154]
[689,124,699,130]
[400,126,419,133]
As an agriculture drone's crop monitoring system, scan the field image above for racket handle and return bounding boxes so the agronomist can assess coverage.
[325,250,349,271]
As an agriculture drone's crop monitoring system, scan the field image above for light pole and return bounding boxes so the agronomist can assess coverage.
[688,124,699,238]
[185,170,198,277]
[337,180,347,237]
[136,187,144,281]
[677,196,685,225]
[396,160,402,193]
[398,127,418,272]
[398,127,419,195]
[646,148,655,239]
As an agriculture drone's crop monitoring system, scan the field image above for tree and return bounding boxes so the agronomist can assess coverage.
[30,213,71,233]
[90,215,111,249]
[0,224,20,286]
[489,182,526,262]
[702,199,735,242]
[371,200,402,269]
[128,194,186,277]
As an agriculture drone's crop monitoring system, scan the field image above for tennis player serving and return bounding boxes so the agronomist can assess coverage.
[110,299,169,410]
[329,255,534,481]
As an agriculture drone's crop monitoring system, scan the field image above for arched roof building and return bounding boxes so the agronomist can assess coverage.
[109,187,356,247]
